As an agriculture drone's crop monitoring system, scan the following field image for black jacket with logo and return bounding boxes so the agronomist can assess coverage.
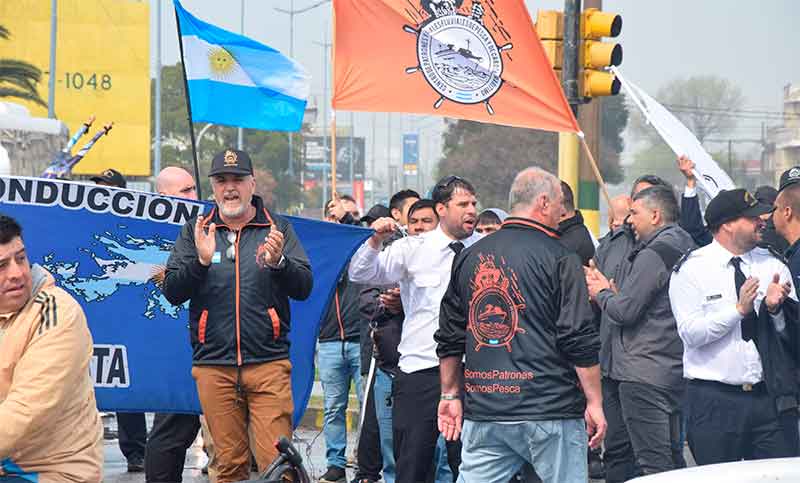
[436,217,600,422]
[162,195,313,366]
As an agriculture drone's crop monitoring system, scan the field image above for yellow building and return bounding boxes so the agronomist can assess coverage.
[0,0,150,177]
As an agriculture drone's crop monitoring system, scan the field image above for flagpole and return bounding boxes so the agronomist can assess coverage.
[331,112,337,195]
[173,4,203,200]
[578,134,612,208]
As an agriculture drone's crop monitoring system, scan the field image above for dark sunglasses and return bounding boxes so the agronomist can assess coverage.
[435,175,466,191]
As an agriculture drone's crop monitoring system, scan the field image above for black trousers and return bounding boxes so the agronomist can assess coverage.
[393,366,461,483]
[117,412,148,461]
[355,371,383,481]
[603,378,684,483]
[687,379,799,465]
[145,413,202,483]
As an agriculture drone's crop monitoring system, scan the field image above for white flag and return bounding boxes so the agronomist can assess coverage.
[612,67,735,199]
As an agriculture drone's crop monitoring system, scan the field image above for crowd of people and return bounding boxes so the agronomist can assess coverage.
[3,146,800,483]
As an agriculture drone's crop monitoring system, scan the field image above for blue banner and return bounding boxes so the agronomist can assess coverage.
[0,177,371,426]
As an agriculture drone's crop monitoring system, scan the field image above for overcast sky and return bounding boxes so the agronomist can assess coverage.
[151,0,800,188]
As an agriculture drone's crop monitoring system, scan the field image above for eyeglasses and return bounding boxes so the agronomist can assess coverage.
[226,231,236,261]
[435,175,466,192]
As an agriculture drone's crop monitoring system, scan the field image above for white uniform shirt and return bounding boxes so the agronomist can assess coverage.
[669,240,796,385]
[348,226,481,373]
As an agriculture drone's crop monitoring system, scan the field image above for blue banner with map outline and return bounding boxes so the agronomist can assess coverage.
[0,176,371,426]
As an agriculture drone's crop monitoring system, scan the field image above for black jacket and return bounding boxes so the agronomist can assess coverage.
[750,298,800,413]
[436,217,600,422]
[558,210,595,266]
[162,195,313,366]
[318,267,363,343]
[359,286,403,374]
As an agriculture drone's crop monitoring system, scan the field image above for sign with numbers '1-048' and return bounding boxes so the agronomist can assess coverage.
[0,0,151,176]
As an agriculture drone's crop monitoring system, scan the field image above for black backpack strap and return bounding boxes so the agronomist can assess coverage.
[647,242,687,272]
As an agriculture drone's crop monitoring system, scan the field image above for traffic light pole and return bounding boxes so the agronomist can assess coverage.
[558,0,582,229]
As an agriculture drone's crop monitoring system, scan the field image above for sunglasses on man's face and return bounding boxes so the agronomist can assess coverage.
[226,231,236,261]
[435,175,466,192]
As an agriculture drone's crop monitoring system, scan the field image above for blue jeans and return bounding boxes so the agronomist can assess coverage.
[318,341,363,469]
[457,419,587,483]
[373,369,396,483]
[434,434,454,483]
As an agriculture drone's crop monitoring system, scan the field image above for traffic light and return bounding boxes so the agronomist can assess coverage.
[580,8,622,98]
[535,10,563,73]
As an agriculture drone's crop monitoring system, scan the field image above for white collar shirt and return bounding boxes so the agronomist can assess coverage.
[669,240,796,385]
[348,226,482,373]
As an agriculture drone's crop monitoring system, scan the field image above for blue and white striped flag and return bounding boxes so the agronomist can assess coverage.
[174,0,310,132]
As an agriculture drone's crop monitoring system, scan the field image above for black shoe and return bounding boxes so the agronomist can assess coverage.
[320,466,347,483]
[127,457,145,473]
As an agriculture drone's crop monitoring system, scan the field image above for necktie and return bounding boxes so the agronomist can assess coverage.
[731,257,756,341]
[449,241,464,255]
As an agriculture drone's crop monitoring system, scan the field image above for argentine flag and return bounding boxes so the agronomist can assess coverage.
[174,0,310,132]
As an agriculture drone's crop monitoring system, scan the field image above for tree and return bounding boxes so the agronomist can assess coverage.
[151,63,303,211]
[630,75,745,145]
[0,25,47,108]
[437,96,628,208]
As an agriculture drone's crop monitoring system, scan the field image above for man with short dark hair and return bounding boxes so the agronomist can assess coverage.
[349,176,480,483]
[0,215,103,482]
[407,199,438,236]
[388,190,420,227]
[586,186,695,480]
[558,181,595,266]
[436,167,604,483]
[162,148,313,482]
[475,209,502,235]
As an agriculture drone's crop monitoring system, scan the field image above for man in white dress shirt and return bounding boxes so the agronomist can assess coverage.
[669,188,799,465]
[349,176,480,483]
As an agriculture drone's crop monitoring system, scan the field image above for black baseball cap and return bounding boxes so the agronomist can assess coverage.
[704,188,773,229]
[90,168,126,188]
[360,204,391,225]
[209,149,254,177]
[779,166,800,192]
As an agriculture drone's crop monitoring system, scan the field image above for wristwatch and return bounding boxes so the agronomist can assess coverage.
[440,393,459,401]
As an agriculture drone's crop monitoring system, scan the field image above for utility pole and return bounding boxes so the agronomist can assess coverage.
[370,112,376,206]
[314,31,332,210]
[349,111,355,195]
[154,0,162,175]
[387,113,392,198]
[275,0,331,181]
[47,0,58,118]
[237,0,245,150]
[557,0,582,218]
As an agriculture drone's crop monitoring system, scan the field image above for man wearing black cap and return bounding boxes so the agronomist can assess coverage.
[162,148,313,482]
[669,188,798,465]
[90,168,127,188]
[773,167,800,282]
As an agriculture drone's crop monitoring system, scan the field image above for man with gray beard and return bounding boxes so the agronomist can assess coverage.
[162,149,313,482]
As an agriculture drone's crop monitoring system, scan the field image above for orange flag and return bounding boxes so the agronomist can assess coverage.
[332,0,579,133]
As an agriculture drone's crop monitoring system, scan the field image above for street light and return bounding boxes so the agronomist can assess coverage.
[274,0,331,180]
[195,123,215,151]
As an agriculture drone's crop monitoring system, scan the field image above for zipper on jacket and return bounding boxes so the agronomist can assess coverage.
[335,289,345,341]
[268,307,281,340]
[198,309,208,344]
[234,230,242,366]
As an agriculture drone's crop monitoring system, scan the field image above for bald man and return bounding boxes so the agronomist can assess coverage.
[608,195,632,232]
[156,166,198,200]
[145,167,209,482]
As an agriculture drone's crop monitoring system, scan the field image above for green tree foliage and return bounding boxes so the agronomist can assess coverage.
[0,25,48,108]
[151,63,302,211]
[437,96,628,208]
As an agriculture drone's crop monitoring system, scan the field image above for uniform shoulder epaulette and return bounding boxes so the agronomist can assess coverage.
[672,247,698,273]
[765,244,789,265]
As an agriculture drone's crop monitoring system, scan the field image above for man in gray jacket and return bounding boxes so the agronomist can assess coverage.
[586,185,695,481]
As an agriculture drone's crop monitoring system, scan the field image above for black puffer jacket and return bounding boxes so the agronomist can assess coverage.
[163,195,313,366]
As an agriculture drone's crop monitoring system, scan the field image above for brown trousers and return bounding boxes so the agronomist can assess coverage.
[192,360,293,483]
